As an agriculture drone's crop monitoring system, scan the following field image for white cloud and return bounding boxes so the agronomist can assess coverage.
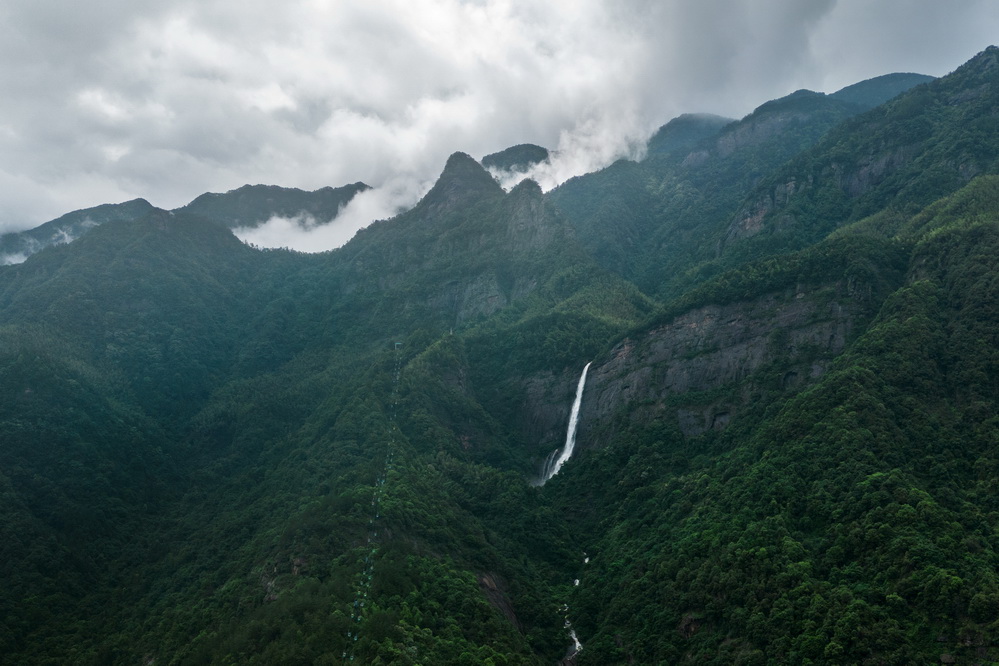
[0,0,996,239]
[1,252,29,266]
[493,113,650,192]
[808,0,999,92]
[233,176,432,252]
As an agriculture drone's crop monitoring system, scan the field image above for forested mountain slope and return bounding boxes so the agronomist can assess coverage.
[0,182,370,266]
[545,70,934,297]
[722,46,999,259]
[556,175,999,663]
[1,47,998,666]
[0,198,156,265]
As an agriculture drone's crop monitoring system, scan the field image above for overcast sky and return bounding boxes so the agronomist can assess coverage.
[1,0,996,248]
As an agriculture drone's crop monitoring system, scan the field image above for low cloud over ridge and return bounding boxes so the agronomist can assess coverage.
[233,177,430,252]
[1,0,996,240]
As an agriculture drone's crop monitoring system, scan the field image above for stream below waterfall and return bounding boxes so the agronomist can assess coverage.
[534,362,593,661]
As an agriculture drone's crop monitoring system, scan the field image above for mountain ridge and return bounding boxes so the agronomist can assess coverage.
[720,46,999,261]
[0,198,156,265]
[177,181,371,229]
[1,69,934,268]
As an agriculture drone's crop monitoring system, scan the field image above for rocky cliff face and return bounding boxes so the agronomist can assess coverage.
[714,107,815,159]
[338,155,576,332]
[582,286,860,437]
[415,151,506,218]
[427,272,538,325]
[503,179,561,251]
[521,281,872,462]
[418,178,567,324]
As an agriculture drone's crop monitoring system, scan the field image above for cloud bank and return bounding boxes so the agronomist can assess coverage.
[1,0,997,245]
[233,177,430,252]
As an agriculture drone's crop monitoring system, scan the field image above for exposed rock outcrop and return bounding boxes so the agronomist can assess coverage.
[522,284,868,454]
[416,152,505,218]
[581,288,859,438]
[478,573,522,631]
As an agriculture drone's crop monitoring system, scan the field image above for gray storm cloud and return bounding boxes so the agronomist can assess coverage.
[0,0,996,243]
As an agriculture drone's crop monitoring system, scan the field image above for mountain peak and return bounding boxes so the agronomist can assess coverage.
[441,151,492,179]
[830,72,935,110]
[961,44,999,75]
[745,88,830,117]
[0,198,158,265]
[176,181,370,229]
[509,178,543,198]
[481,144,550,172]
[417,152,504,214]
[646,113,733,158]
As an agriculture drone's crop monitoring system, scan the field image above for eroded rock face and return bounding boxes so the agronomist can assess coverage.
[838,144,920,197]
[520,369,580,460]
[715,111,813,158]
[725,176,813,242]
[522,285,867,452]
[583,290,859,437]
[587,292,854,416]
[428,273,538,325]
[478,573,521,631]
[504,179,560,251]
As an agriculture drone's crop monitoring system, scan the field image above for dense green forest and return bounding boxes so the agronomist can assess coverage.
[2,46,999,665]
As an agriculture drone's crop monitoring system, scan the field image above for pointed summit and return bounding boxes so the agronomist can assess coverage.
[508,177,543,199]
[417,152,504,215]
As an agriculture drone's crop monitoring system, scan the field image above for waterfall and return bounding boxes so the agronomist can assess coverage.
[539,361,592,485]
[535,364,593,656]
[559,603,583,663]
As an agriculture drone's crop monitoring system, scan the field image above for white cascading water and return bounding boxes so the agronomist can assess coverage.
[536,363,592,658]
[539,361,592,485]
